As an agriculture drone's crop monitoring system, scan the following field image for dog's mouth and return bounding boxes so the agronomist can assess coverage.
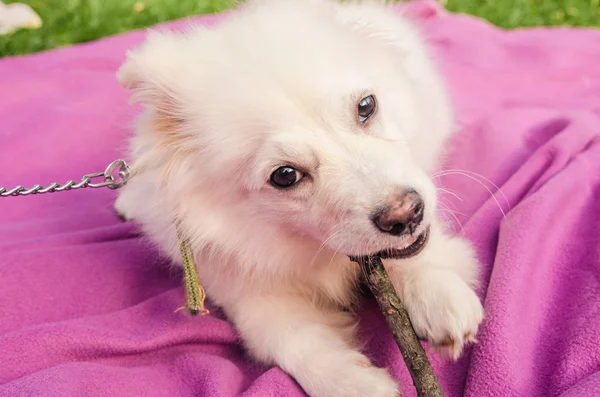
[372,226,430,260]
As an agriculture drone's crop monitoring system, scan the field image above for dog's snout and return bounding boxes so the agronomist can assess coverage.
[372,189,424,236]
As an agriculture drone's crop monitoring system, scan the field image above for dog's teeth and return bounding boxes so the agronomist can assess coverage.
[402,236,417,248]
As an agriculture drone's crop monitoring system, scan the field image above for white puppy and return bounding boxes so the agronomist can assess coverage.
[115,1,484,396]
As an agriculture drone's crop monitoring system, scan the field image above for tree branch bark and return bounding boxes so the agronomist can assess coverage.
[350,254,444,397]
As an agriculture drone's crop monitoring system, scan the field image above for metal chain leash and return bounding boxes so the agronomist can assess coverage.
[0,159,131,197]
[0,157,207,317]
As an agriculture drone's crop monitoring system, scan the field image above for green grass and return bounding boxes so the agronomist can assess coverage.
[0,0,599,57]
[0,0,236,57]
[444,0,600,29]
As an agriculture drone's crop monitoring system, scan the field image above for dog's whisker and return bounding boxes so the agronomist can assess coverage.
[328,240,345,269]
[436,211,455,232]
[436,168,511,210]
[310,230,342,268]
[436,196,467,216]
[436,187,464,202]
[434,169,508,219]
[437,204,464,234]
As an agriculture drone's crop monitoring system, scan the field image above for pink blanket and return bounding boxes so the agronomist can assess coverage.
[1,2,600,396]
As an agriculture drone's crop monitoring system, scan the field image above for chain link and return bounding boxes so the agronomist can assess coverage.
[0,159,131,197]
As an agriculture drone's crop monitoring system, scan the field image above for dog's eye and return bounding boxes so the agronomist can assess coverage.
[270,166,303,188]
[357,95,377,123]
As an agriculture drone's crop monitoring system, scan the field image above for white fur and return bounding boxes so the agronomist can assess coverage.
[115,1,483,396]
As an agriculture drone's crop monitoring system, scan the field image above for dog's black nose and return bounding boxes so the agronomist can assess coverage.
[372,189,424,236]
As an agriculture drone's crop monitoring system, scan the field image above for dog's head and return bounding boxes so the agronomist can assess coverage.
[118,0,452,259]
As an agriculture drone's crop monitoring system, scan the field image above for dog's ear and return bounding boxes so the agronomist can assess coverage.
[117,30,187,136]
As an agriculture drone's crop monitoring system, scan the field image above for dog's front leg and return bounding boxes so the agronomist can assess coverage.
[384,225,484,360]
[227,294,400,397]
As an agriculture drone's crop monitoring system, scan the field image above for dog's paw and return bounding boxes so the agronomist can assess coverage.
[332,360,400,397]
[304,353,400,397]
[402,269,483,360]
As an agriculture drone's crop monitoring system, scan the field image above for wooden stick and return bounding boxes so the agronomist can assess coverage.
[350,255,444,397]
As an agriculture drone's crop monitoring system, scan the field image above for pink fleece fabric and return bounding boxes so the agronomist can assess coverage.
[1,2,600,396]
